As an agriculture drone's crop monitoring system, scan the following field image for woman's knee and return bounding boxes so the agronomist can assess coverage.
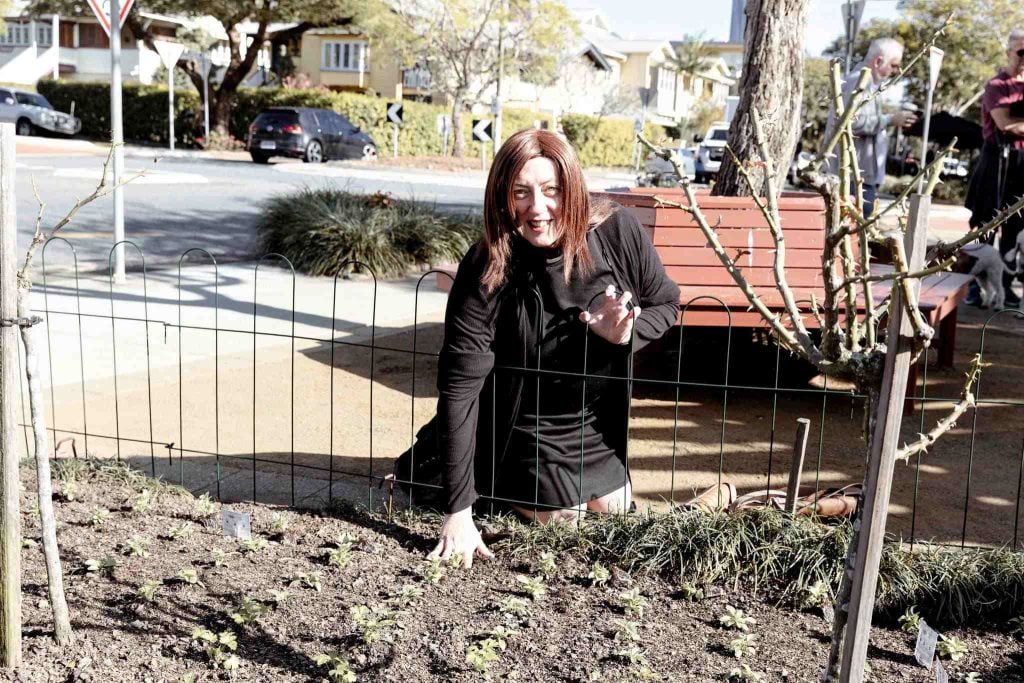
[587,484,631,513]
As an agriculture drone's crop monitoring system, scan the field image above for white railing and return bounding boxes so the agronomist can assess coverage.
[402,67,432,90]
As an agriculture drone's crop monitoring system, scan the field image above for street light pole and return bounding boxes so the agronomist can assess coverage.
[493,0,506,155]
[109,0,126,283]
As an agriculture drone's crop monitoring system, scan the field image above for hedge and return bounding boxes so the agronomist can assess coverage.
[37,79,657,167]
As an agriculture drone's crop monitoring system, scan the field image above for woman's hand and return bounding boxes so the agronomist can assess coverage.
[578,284,641,345]
[427,507,494,569]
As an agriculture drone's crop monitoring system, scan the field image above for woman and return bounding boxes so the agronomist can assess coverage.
[428,128,680,567]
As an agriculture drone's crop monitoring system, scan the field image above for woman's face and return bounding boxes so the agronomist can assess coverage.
[512,156,562,249]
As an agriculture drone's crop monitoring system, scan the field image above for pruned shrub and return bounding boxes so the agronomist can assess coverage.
[256,188,482,278]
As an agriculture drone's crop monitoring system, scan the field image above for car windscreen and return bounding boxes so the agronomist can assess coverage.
[16,93,52,109]
[253,111,300,127]
[710,128,728,141]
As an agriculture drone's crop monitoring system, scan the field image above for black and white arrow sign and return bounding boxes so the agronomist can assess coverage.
[386,102,404,126]
[472,118,492,143]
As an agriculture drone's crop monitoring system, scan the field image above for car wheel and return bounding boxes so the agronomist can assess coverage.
[361,144,377,161]
[16,118,33,136]
[303,140,323,164]
[250,152,270,164]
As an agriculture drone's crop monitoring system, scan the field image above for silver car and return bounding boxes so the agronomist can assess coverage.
[0,88,81,136]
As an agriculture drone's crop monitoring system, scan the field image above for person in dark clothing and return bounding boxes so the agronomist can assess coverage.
[427,128,680,567]
[964,29,1024,307]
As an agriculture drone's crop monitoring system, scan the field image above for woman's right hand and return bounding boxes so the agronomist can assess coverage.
[427,507,494,569]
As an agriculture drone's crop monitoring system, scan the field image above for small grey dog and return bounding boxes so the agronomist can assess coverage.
[961,242,1017,310]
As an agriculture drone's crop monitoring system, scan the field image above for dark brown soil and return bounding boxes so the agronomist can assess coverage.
[3,463,1021,683]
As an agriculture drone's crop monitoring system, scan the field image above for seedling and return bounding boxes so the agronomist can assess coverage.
[632,666,661,682]
[727,634,758,658]
[898,606,922,634]
[719,605,755,632]
[446,553,464,569]
[799,580,829,609]
[211,548,232,567]
[169,522,195,541]
[194,492,218,518]
[937,634,969,662]
[488,625,517,648]
[538,551,557,578]
[418,558,445,585]
[336,531,358,546]
[269,512,289,535]
[137,579,161,603]
[288,571,322,592]
[230,597,270,626]
[131,488,154,513]
[619,588,648,618]
[20,538,37,549]
[88,507,110,527]
[517,575,547,601]
[728,664,763,682]
[678,582,705,601]
[390,584,423,607]
[612,647,648,666]
[239,538,268,554]
[612,619,641,643]
[123,536,150,557]
[325,545,352,569]
[176,568,203,586]
[191,628,239,672]
[84,556,117,575]
[466,637,502,674]
[350,604,399,645]
[588,562,611,587]
[268,589,292,605]
[313,652,357,683]
[496,596,532,618]
[59,479,79,502]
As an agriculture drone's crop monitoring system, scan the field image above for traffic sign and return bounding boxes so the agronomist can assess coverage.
[86,0,136,37]
[472,118,493,143]
[436,113,451,135]
[386,102,404,126]
[152,40,185,69]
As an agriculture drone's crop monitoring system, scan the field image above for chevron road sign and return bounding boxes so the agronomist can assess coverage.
[386,102,404,126]
[472,118,493,143]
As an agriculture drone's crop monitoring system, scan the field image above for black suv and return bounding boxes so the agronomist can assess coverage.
[246,107,377,164]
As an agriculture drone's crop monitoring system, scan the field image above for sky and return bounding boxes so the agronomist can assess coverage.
[584,0,901,57]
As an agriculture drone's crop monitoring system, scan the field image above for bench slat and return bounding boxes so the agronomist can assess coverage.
[657,246,824,268]
[647,226,824,249]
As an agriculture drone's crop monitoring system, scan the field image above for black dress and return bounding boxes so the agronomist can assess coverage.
[435,206,681,514]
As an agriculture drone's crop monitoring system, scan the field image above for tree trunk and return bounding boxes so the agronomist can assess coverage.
[15,290,72,646]
[712,0,810,196]
[211,90,233,137]
[451,92,467,158]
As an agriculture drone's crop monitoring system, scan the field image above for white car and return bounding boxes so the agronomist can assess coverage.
[694,122,730,183]
[0,88,81,136]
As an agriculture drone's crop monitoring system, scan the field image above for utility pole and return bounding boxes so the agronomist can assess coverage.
[109,0,126,283]
[493,0,506,155]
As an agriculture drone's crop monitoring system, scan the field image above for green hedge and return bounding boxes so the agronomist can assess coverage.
[37,79,200,146]
[561,113,671,167]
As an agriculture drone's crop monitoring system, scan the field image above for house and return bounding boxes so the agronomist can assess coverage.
[294,24,412,98]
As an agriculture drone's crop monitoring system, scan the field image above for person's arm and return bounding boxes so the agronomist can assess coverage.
[625,210,681,348]
[991,107,1024,137]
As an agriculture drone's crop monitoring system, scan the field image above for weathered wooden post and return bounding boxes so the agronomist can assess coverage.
[786,418,810,514]
[0,123,22,669]
[839,194,930,682]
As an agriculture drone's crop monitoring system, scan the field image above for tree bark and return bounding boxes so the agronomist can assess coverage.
[451,91,467,158]
[712,0,810,196]
[15,290,72,646]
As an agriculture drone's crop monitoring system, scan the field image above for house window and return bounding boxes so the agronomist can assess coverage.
[36,25,53,46]
[0,22,30,46]
[321,40,369,72]
[78,23,109,48]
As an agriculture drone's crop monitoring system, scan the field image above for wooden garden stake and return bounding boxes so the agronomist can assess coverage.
[786,418,810,514]
[0,124,22,669]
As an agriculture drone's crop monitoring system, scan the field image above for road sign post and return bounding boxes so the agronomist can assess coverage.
[917,47,944,193]
[472,118,493,170]
[386,102,403,159]
[153,40,185,151]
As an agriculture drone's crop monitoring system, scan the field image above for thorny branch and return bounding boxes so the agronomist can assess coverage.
[897,355,984,462]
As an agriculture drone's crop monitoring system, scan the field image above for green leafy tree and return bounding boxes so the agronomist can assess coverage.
[666,33,714,77]
[800,57,832,152]
[356,0,576,157]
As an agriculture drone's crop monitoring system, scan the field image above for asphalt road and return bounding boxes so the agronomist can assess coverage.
[13,149,635,274]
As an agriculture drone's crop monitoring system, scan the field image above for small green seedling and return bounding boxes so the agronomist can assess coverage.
[131,488,154,513]
[632,665,661,682]
[517,575,547,601]
[88,507,110,527]
[350,604,399,645]
[268,589,291,605]
[445,553,464,569]
[194,492,218,518]
[538,551,557,578]
[211,548,231,567]
[313,652,357,683]
[191,628,239,672]
[678,582,705,601]
[325,545,352,569]
[719,605,755,632]
[336,531,358,546]
[728,633,758,658]
[488,625,517,648]
[84,556,117,575]
[169,522,195,541]
[137,579,161,603]
[937,634,969,662]
[619,588,648,618]
[390,584,423,607]
[588,562,611,587]
[59,479,79,502]
[466,637,502,674]
[269,512,289,535]
[612,647,648,666]
[288,571,322,592]
[239,538,268,554]
[612,619,641,643]
[176,568,203,586]
[418,558,445,585]
[497,596,532,618]
[123,536,150,557]
[230,597,270,626]
[799,580,829,609]
[20,538,37,549]
[898,606,922,634]
[728,664,763,682]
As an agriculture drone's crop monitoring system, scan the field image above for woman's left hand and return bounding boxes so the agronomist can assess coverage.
[578,284,641,345]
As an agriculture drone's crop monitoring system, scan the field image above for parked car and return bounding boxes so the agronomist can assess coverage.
[637,145,696,187]
[0,88,81,136]
[693,122,730,184]
[246,107,377,164]
[788,150,814,187]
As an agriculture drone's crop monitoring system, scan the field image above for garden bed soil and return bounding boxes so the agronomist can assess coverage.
[3,463,1021,683]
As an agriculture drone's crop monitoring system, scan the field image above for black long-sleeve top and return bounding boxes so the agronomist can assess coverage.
[435,205,681,513]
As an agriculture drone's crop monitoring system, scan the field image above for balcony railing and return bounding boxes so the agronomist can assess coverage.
[402,67,432,90]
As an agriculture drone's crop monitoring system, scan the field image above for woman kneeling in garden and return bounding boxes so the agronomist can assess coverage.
[429,128,680,567]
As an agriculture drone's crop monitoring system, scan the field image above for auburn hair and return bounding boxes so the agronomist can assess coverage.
[481,128,613,292]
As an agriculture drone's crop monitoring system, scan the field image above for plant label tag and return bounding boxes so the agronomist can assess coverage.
[915,621,938,668]
[933,657,948,683]
[221,509,251,540]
